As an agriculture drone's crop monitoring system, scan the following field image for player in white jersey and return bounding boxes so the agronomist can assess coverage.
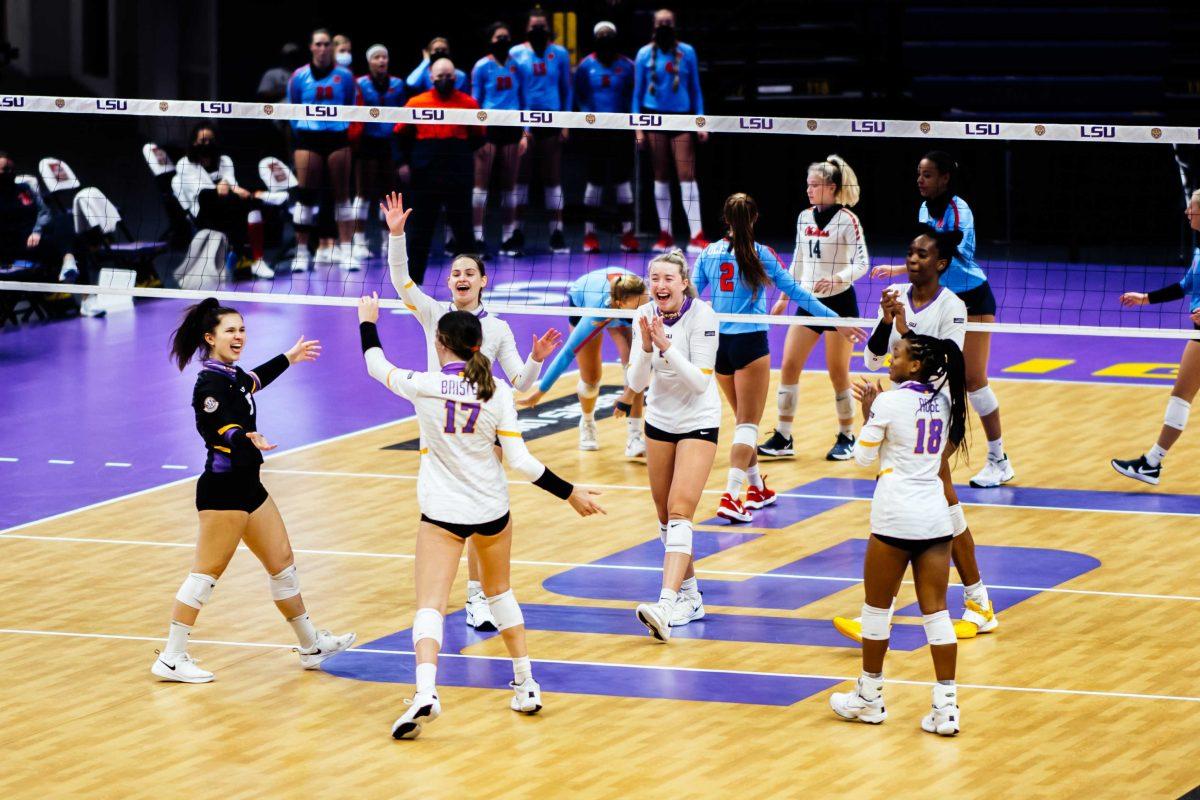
[357,297,604,740]
[834,227,998,642]
[381,193,562,632]
[829,332,968,736]
[626,250,723,640]
[761,155,871,461]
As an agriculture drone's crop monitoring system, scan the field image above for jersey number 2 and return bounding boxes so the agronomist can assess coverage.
[719,261,735,292]
[443,400,481,434]
[914,418,944,454]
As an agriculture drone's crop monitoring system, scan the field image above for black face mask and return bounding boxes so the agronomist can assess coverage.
[190,142,218,163]
[653,25,676,49]
[0,171,14,187]
[430,49,449,61]
[434,77,456,96]
[596,37,617,59]
[491,38,511,59]
[528,27,549,49]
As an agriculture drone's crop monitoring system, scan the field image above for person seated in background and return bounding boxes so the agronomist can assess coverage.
[172,124,275,279]
[405,37,469,94]
[0,150,55,271]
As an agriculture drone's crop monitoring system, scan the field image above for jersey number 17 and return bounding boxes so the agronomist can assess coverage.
[443,400,482,434]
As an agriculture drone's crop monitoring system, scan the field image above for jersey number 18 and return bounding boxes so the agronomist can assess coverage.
[914,418,943,454]
[443,400,482,434]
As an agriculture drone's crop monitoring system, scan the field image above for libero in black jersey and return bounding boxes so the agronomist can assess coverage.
[149,297,354,685]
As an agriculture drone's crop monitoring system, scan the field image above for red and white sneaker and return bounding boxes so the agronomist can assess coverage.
[652,231,675,252]
[620,231,640,253]
[717,492,753,523]
[686,232,710,254]
[582,232,600,254]
[745,479,777,510]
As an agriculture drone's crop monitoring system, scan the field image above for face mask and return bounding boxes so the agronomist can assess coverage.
[653,25,676,49]
[0,171,13,187]
[434,78,456,96]
[528,27,549,48]
[596,37,617,58]
[335,51,352,67]
[491,38,510,59]
[190,142,217,162]
[430,49,449,61]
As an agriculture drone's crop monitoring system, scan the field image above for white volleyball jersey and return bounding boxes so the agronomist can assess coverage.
[375,363,523,524]
[629,298,722,434]
[791,205,870,298]
[854,383,953,539]
[865,284,967,371]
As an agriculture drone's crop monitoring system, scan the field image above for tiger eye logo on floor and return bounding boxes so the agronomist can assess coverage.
[384,385,626,450]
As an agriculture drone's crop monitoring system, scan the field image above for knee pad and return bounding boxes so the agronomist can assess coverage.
[948,503,968,537]
[247,209,263,225]
[544,185,563,211]
[268,563,301,601]
[663,519,693,555]
[777,384,799,417]
[860,603,891,641]
[486,589,524,631]
[1164,396,1191,431]
[504,189,521,210]
[514,183,529,207]
[472,187,489,210]
[411,607,443,648]
[733,423,758,449]
[968,386,999,418]
[583,183,603,207]
[577,380,600,400]
[616,181,633,205]
[834,389,853,420]
[292,203,316,227]
[335,200,356,222]
[351,196,369,222]
[175,573,217,610]
[923,609,955,646]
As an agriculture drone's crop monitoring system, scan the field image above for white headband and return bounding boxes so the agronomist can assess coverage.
[593,21,616,36]
[366,44,388,60]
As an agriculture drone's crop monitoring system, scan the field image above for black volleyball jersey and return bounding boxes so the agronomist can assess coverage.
[191,355,289,473]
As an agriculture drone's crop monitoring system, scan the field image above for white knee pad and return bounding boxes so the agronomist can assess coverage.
[923,610,955,646]
[834,389,853,420]
[351,196,369,222]
[733,423,758,449]
[268,563,301,601]
[577,380,600,400]
[504,189,521,210]
[948,503,968,537]
[247,209,263,225]
[1164,396,1191,431]
[335,200,356,222]
[486,589,525,631]
[616,181,633,205]
[175,573,217,610]
[663,519,693,555]
[860,603,891,641]
[544,185,563,212]
[777,384,799,417]
[472,187,489,210]
[968,386,999,418]
[412,607,443,648]
[583,182,603,207]
[514,183,529,207]
[292,204,316,226]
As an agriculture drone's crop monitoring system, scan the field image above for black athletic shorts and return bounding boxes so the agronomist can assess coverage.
[196,470,269,513]
[644,421,719,445]
[529,126,561,142]
[487,125,524,146]
[804,286,860,334]
[293,129,350,157]
[715,330,770,375]
[872,533,952,556]
[952,281,997,317]
[357,135,394,160]
[421,512,511,539]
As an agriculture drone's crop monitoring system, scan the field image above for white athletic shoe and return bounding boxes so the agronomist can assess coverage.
[624,432,646,458]
[969,455,1014,488]
[391,689,441,740]
[829,679,887,724]
[635,601,672,642]
[510,676,543,714]
[151,651,214,684]
[79,295,107,318]
[296,629,357,669]
[465,593,498,631]
[380,235,389,260]
[579,417,599,451]
[352,232,372,262]
[921,686,960,736]
[249,258,275,279]
[336,242,363,272]
[669,593,705,627]
[290,248,312,273]
[314,244,336,266]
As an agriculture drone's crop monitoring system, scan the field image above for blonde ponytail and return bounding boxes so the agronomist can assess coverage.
[808,154,861,207]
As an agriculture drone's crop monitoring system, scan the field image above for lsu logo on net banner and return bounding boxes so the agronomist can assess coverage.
[200,101,232,115]
[520,111,554,124]
[628,113,663,128]
[739,116,774,130]
[306,105,339,118]
[0,95,26,108]
[850,120,886,134]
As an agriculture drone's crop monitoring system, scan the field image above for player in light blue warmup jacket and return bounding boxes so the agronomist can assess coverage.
[471,22,525,254]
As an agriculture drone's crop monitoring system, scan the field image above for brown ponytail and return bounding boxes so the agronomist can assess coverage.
[169,297,239,371]
[722,193,768,299]
[437,310,496,401]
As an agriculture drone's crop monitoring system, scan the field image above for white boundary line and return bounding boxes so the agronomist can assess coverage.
[0,627,1195,703]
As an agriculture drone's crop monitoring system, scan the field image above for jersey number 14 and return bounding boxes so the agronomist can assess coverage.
[807,240,822,259]
[443,400,482,434]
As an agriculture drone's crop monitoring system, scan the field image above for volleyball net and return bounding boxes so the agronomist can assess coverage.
[1,93,1198,337]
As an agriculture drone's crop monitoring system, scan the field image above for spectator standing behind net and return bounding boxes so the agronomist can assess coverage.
[574,20,637,256]
[172,124,275,280]
[471,22,524,256]
[354,44,406,260]
[406,37,470,94]
[393,58,483,285]
[286,28,362,274]
[257,43,303,102]
[333,34,354,71]
[509,8,573,257]
[633,8,708,254]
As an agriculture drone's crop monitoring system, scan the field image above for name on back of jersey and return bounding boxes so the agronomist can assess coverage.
[917,395,942,414]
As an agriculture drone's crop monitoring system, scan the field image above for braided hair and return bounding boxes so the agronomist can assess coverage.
[905,333,969,456]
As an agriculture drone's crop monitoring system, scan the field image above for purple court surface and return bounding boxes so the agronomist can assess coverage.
[1,248,1196,530]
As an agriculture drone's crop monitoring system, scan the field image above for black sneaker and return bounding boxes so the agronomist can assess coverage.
[757,429,794,458]
[549,228,569,254]
[471,238,491,260]
[443,239,458,257]
[501,229,525,257]
[826,433,856,461]
[1110,455,1161,486]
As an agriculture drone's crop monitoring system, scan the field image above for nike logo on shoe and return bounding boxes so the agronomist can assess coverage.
[158,659,176,671]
